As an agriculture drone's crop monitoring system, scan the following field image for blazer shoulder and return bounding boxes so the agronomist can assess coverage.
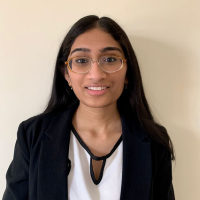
[17,110,65,151]
[21,105,77,132]
[148,124,172,168]
[21,112,57,132]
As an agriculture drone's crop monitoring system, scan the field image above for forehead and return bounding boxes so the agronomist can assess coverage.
[70,28,123,53]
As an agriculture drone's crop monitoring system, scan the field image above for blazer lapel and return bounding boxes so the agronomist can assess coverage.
[38,104,78,200]
[120,114,152,200]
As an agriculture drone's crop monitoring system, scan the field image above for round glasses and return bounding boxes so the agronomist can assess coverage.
[65,55,127,74]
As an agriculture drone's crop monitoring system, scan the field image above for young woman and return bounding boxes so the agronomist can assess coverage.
[3,15,175,200]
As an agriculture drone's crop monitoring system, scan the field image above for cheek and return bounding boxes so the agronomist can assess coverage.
[70,76,84,99]
[115,80,125,95]
[111,75,126,96]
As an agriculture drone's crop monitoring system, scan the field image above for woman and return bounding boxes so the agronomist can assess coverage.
[3,15,175,200]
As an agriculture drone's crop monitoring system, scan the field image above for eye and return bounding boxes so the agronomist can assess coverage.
[75,58,89,63]
[104,56,117,62]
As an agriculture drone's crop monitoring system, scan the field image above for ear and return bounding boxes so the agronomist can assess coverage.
[64,73,71,84]
[125,76,129,84]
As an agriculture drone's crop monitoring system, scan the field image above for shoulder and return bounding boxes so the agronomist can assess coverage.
[150,138,170,164]
[147,124,172,174]
[21,112,57,134]
[16,110,66,151]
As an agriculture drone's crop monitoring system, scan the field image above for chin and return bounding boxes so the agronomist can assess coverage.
[81,101,115,109]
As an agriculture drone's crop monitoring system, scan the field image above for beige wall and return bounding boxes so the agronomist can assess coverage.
[0,0,200,199]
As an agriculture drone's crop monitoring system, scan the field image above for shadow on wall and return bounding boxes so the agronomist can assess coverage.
[128,36,200,200]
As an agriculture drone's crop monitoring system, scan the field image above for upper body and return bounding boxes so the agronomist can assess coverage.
[3,103,175,200]
[3,15,175,200]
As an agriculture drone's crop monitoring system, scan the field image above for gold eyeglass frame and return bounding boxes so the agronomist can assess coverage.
[64,55,127,74]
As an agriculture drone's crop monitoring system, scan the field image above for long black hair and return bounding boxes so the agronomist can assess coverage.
[43,15,175,160]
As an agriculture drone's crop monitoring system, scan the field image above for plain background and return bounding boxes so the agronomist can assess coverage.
[0,0,200,199]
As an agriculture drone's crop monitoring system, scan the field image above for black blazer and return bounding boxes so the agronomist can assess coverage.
[3,104,175,200]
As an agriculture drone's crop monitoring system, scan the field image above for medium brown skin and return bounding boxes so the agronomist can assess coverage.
[64,28,128,179]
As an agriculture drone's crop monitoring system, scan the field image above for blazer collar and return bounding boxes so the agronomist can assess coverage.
[38,104,152,200]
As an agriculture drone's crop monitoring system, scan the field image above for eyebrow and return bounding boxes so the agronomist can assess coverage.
[70,46,122,55]
[99,47,122,53]
[70,48,90,55]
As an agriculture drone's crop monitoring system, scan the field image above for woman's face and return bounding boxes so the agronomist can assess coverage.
[64,28,128,109]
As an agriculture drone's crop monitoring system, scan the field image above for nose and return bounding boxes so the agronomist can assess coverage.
[86,59,106,81]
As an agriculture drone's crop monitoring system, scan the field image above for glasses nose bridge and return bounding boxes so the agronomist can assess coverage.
[91,58,101,67]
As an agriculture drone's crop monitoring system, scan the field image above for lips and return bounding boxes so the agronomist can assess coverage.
[86,86,109,90]
[85,86,109,96]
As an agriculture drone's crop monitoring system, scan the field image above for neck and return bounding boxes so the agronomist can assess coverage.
[72,102,122,138]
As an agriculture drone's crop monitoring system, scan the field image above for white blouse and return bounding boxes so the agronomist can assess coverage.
[68,125,123,200]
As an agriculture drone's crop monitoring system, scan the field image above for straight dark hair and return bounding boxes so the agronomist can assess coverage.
[43,15,175,160]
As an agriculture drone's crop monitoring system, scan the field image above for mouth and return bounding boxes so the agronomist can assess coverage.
[85,86,110,96]
[85,86,109,91]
